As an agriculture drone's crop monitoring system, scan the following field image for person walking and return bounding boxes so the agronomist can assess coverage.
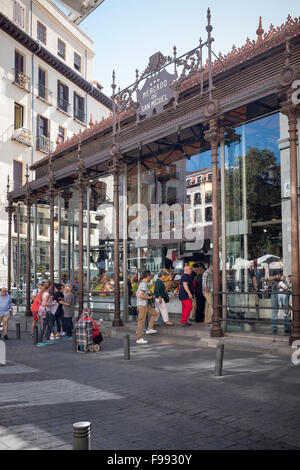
[194,263,206,323]
[0,287,13,340]
[154,271,173,326]
[136,270,159,344]
[202,264,213,325]
[59,285,75,339]
[179,266,194,327]
[53,284,64,339]
[31,282,43,337]
[189,264,199,321]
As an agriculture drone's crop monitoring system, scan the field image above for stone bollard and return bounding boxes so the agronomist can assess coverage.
[124,334,130,360]
[16,322,21,340]
[33,325,38,345]
[214,343,224,377]
[73,422,91,450]
[0,340,6,365]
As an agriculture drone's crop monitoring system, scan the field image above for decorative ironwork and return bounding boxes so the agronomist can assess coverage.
[111,8,215,136]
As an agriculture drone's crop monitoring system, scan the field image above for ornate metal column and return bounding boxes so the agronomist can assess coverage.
[279,53,300,344]
[109,147,123,327]
[204,114,224,338]
[75,142,87,314]
[5,176,15,294]
[61,189,73,282]
[48,156,56,291]
[24,165,33,317]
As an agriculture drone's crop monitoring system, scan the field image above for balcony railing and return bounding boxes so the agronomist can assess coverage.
[12,69,31,91]
[37,84,53,104]
[74,109,86,124]
[57,97,71,115]
[12,127,32,147]
[36,135,54,154]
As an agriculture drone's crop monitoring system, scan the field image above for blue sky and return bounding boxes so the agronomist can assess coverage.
[58,1,300,97]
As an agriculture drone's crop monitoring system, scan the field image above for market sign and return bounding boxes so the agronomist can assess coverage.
[137,68,175,119]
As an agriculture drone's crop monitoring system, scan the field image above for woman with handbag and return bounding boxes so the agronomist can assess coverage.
[154,271,173,326]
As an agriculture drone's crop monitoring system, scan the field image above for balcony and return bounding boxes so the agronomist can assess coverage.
[36,135,54,154]
[57,97,71,115]
[12,127,32,147]
[37,84,53,105]
[12,69,31,92]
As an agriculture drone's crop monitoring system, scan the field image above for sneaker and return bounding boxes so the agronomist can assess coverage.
[36,342,47,347]
[145,329,157,335]
[55,333,60,339]
[44,340,55,345]
[50,333,55,340]
[136,338,148,344]
[4,335,9,340]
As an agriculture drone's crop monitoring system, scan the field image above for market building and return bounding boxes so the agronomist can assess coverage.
[6,10,300,343]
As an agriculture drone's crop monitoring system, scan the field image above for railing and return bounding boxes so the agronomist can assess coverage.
[37,84,53,104]
[12,127,32,147]
[74,109,86,124]
[57,97,71,115]
[12,69,31,91]
[36,135,54,154]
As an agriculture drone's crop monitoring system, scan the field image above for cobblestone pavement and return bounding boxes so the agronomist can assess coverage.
[0,325,299,450]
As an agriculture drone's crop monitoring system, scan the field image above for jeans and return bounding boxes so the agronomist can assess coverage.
[272,293,291,332]
[54,310,63,333]
[38,313,54,342]
[64,317,73,336]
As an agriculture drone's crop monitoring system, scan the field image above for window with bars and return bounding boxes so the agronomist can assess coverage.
[13,160,23,190]
[57,38,66,59]
[57,81,69,113]
[74,52,81,72]
[14,102,24,129]
[13,1,25,28]
[37,21,46,44]
[74,92,85,123]
[58,126,65,144]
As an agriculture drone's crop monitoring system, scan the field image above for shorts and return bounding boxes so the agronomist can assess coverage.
[0,315,10,322]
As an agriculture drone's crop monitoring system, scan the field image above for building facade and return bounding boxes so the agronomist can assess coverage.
[0,0,111,284]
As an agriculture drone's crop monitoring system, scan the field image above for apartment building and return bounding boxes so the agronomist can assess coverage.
[0,0,111,284]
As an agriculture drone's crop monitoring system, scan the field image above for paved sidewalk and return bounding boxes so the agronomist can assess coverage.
[0,325,299,450]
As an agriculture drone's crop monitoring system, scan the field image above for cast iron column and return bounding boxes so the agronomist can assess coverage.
[205,118,224,338]
[48,157,55,291]
[75,142,87,315]
[281,98,300,344]
[62,189,73,282]
[110,149,123,327]
[24,166,33,317]
[5,176,15,294]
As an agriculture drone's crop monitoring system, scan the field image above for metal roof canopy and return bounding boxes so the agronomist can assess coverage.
[56,0,105,24]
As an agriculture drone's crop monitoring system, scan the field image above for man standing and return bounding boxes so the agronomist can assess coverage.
[179,266,194,327]
[194,263,206,323]
[189,264,199,322]
[0,287,13,340]
[202,264,213,325]
[59,285,74,339]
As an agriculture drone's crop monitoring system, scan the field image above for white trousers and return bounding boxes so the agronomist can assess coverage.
[154,298,170,323]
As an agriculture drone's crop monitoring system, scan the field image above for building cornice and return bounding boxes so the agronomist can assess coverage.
[0,12,112,110]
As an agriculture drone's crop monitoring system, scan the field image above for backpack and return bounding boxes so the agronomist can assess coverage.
[31,294,42,314]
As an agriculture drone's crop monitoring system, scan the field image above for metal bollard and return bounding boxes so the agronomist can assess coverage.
[73,421,91,450]
[214,343,224,376]
[124,334,130,360]
[16,322,21,340]
[33,325,38,345]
